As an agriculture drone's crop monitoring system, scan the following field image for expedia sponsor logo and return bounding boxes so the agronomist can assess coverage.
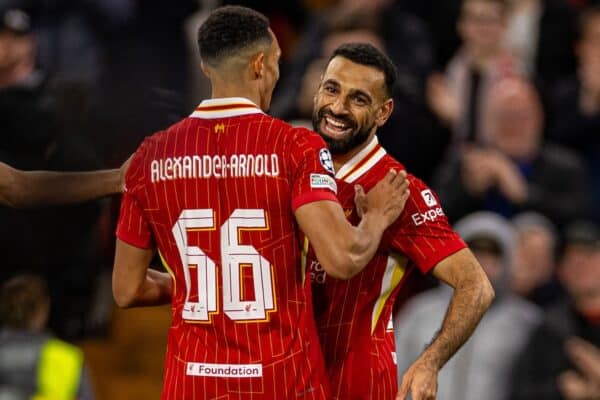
[186,362,262,378]
[411,207,445,226]
[310,173,337,193]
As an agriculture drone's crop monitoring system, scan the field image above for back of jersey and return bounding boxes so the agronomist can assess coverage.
[116,98,338,400]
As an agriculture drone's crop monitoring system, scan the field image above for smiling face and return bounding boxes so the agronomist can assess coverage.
[312,56,392,155]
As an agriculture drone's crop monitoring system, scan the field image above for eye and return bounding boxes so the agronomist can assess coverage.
[352,95,368,106]
[323,84,337,94]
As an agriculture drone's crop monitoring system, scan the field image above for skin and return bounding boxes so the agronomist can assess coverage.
[0,159,128,208]
[559,337,600,399]
[312,55,494,400]
[112,28,410,308]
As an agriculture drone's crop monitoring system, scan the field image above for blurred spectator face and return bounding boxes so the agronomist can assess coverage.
[577,11,600,65]
[486,78,542,159]
[470,238,504,284]
[458,0,507,56]
[0,30,33,75]
[512,226,556,296]
[312,55,390,154]
[559,243,600,303]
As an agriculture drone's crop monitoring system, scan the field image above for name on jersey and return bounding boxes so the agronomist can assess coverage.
[150,154,279,183]
[186,362,262,378]
[411,207,445,226]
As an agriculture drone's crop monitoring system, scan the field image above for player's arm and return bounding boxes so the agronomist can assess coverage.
[295,169,409,280]
[0,158,129,208]
[112,239,172,308]
[397,248,494,400]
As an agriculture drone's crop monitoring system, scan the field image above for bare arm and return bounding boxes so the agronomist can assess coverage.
[0,158,129,208]
[112,239,172,308]
[397,248,495,400]
[295,170,409,280]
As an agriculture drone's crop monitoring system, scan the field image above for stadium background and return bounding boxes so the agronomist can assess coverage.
[0,0,599,398]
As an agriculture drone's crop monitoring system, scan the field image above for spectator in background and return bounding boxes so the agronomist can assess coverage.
[0,8,104,340]
[548,5,600,223]
[427,0,520,145]
[395,211,541,400]
[0,274,94,400]
[434,77,593,227]
[503,0,577,90]
[509,221,600,400]
[0,8,55,168]
[511,212,562,307]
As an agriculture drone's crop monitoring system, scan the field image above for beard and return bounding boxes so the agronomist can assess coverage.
[312,107,374,155]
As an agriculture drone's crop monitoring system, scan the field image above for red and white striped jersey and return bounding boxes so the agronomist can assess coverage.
[116,97,339,400]
[307,136,466,400]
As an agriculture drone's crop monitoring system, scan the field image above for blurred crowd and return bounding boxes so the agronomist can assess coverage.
[1,0,600,398]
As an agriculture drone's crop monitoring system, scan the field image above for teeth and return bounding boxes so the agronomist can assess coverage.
[325,116,347,129]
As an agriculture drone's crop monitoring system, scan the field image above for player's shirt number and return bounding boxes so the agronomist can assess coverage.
[172,209,275,323]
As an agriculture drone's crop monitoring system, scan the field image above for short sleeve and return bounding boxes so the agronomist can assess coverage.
[388,177,466,273]
[288,128,339,211]
[115,143,154,249]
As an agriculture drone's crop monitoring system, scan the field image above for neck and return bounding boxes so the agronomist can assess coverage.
[332,132,377,171]
[467,46,501,71]
[210,73,262,109]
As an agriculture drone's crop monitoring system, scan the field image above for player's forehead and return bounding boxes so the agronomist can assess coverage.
[322,56,386,97]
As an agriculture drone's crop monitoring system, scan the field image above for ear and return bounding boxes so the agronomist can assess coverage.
[375,98,394,127]
[200,61,210,79]
[251,52,266,80]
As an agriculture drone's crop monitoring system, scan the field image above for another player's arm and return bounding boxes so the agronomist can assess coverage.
[0,159,129,208]
[397,248,495,400]
[112,240,172,308]
[296,170,409,280]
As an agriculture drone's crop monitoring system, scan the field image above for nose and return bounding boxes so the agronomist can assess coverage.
[329,96,348,116]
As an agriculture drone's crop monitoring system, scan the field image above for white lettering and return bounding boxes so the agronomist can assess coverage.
[411,207,445,226]
[186,362,262,378]
[149,153,280,182]
[151,160,159,183]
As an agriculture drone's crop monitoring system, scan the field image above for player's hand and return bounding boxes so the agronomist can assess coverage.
[119,154,133,192]
[363,169,409,229]
[397,357,439,400]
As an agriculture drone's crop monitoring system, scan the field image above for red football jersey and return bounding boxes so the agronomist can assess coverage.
[307,137,466,400]
[116,98,340,400]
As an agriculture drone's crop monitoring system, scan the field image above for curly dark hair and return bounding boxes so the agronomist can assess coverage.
[329,43,397,98]
[197,6,272,67]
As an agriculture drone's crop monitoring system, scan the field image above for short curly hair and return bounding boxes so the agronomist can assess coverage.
[329,43,397,98]
[197,6,272,67]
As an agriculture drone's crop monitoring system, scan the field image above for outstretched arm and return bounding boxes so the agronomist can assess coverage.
[397,248,494,400]
[0,158,129,208]
[296,170,410,280]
